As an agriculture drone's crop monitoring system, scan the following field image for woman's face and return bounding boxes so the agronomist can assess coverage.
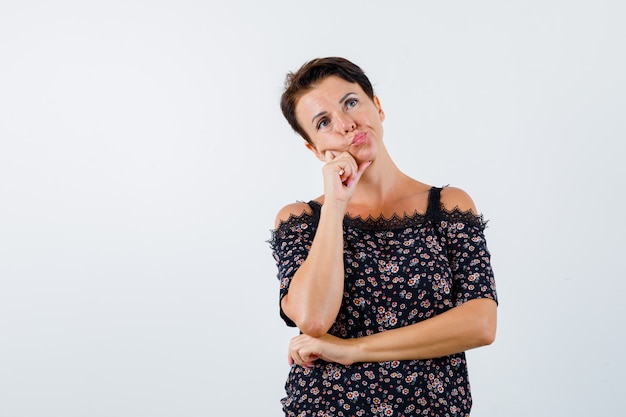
[295,75,385,163]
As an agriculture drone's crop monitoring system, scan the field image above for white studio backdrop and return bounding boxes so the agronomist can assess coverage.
[1,1,624,416]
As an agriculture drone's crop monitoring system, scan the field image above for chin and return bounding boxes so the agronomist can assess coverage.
[352,148,376,163]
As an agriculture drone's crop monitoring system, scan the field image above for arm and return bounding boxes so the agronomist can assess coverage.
[277,200,347,337]
[277,152,372,337]
[358,298,497,361]
[289,298,496,367]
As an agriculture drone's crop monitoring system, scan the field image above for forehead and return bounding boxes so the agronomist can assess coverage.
[295,76,363,118]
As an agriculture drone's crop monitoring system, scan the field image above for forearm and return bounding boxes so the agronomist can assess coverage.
[352,299,497,363]
[282,202,347,336]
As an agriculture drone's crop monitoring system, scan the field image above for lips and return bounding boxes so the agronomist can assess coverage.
[351,132,367,146]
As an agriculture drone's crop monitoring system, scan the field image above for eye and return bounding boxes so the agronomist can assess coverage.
[345,98,358,109]
[316,118,329,130]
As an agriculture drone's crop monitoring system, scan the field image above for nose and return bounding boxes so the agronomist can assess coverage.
[335,113,356,134]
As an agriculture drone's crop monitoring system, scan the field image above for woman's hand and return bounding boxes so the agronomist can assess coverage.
[322,151,371,205]
[288,333,357,368]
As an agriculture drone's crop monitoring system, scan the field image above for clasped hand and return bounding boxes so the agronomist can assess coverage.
[288,333,357,368]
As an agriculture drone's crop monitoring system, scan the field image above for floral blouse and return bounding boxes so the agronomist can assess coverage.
[269,187,497,416]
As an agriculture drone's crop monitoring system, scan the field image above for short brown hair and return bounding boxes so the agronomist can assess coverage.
[280,57,375,144]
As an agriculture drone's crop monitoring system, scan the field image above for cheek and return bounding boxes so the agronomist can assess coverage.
[305,142,324,160]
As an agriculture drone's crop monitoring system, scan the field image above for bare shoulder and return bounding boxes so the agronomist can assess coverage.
[440,186,478,213]
[274,201,314,228]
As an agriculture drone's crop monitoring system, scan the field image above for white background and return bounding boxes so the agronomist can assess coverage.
[1,1,624,416]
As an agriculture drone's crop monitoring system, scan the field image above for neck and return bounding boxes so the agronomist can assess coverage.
[351,155,410,205]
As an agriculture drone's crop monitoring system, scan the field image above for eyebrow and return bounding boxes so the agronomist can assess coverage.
[310,92,357,125]
[339,92,356,104]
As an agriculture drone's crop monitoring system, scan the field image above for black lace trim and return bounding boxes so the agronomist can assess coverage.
[267,205,315,249]
[327,200,430,231]
[436,205,488,229]
[270,200,487,239]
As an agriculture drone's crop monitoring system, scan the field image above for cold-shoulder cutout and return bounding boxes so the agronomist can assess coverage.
[274,201,314,228]
[440,186,478,214]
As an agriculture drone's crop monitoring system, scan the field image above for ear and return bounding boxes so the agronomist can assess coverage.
[374,96,385,122]
[304,141,325,162]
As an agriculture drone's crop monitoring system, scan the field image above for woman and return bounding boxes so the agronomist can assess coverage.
[269,57,498,417]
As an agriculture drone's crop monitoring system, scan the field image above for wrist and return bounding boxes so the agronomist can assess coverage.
[346,337,363,365]
[320,200,348,219]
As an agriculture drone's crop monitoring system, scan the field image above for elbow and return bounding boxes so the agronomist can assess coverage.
[477,323,496,346]
[282,295,335,337]
[283,304,332,337]
[475,309,497,347]
[464,299,497,347]
[296,316,333,337]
